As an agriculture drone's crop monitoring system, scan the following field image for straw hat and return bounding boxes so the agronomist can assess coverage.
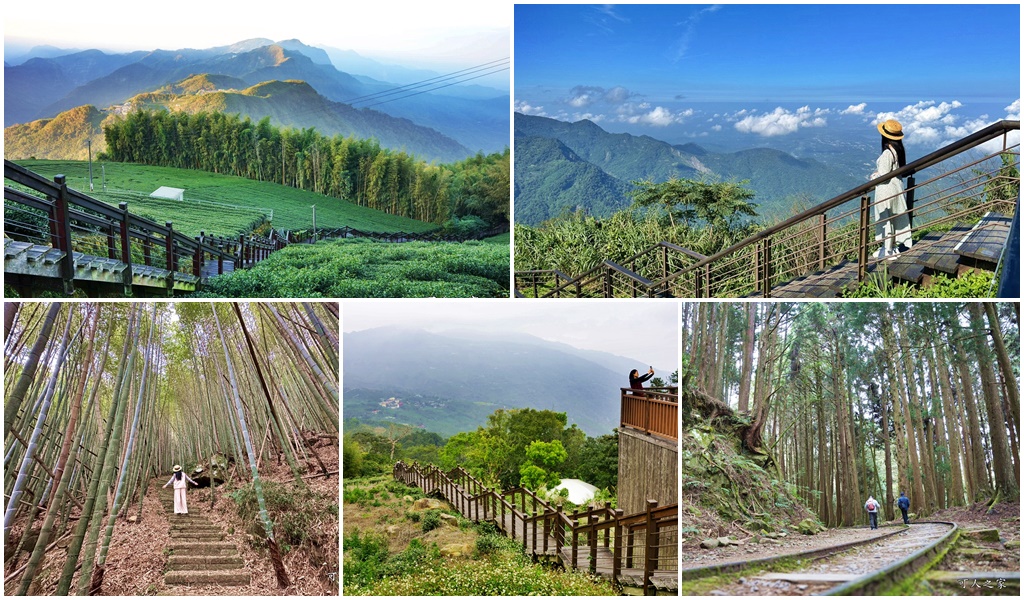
[172,465,182,472]
[877,119,904,140]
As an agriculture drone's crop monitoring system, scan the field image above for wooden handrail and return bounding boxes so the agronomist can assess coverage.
[392,460,677,595]
[4,159,289,293]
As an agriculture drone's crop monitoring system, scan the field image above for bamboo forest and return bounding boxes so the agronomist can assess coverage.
[679,302,1020,596]
[2,302,339,595]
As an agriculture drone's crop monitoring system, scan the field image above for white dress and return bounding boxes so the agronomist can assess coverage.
[870,146,912,253]
[164,473,198,514]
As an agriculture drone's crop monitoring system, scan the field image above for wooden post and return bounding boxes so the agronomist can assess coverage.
[858,195,870,282]
[118,202,133,295]
[555,504,563,557]
[588,506,597,574]
[238,234,246,268]
[625,526,635,568]
[217,237,225,275]
[906,175,916,230]
[571,519,579,570]
[143,232,152,266]
[761,237,772,298]
[603,502,612,548]
[644,500,659,596]
[193,232,204,278]
[703,263,710,297]
[52,175,75,294]
[165,221,175,294]
[612,508,623,584]
[531,494,538,556]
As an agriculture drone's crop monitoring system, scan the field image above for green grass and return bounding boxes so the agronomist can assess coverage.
[14,160,437,237]
[191,238,510,298]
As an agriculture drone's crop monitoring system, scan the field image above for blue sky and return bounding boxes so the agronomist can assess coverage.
[515,4,1020,150]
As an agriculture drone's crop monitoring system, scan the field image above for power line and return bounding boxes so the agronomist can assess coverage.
[358,66,509,109]
[343,58,509,106]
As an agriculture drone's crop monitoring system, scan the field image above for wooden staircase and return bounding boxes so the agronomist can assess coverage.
[764,212,1012,297]
[159,491,250,587]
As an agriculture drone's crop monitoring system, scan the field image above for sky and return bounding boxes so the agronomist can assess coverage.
[342,300,679,371]
[514,3,1020,151]
[5,0,509,72]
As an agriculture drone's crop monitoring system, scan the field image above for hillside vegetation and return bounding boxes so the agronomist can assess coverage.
[13,160,437,237]
[3,105,109,161]
[192,238,509,299]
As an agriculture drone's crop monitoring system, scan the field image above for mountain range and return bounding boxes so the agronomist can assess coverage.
[514,113,862,226]
[4,39,509,162]
[343,326,674,437]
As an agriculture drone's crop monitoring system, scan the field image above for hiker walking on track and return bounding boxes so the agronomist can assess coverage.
[869,118,913,259]
[865,495,881,529]
[897,491,911,525]
[163,465,198,515]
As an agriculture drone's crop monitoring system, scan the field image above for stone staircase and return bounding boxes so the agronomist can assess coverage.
[160,491,250,587]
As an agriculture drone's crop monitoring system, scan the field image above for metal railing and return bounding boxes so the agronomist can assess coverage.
[515,120,1019,298]
[4,160,285,295]
[392,461,678,595]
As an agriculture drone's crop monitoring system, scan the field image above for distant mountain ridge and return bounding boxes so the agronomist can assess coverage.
[514,112,861,225]
[4,39,509,156]
[343,326,667,436]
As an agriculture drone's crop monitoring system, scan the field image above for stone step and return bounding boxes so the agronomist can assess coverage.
[164,569,251,586]
[166,556,244,571]
[169,532,224,541]
[167,542,238,556]
[169,525,221,533]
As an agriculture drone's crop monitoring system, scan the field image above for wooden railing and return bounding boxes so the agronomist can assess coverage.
[393,461,678,595]
[621,387,678,441]
[4,160,285,294]
[515,120,1019,298]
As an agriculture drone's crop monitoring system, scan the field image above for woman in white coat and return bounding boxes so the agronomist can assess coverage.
[163,465,199,515]
[870,119,912,259]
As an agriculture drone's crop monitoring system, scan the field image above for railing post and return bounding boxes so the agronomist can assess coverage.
[532,494,538,556]
[165,221,176,294]
[194,232,204,278]
[761,237,772,298]
[555,504,563,557]
[603,502,612,549]
[612,508,623,585]
[703,263,710,297]
[238,234,246,268]
[588,506,597,574]
[661,244,668,279]
[217,237,225,275]
[644,499,658,596]
[52,175,75,295]
[118,202,133,295]
[571,518,579,570]
[817,214,827,271]
[143,231,152,266]
[603,268,612,298]
[858,195,870,282]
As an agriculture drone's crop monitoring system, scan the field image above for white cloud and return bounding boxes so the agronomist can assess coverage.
[1006,99,1020,120]
[514,100,546,116]
[711,124,722,131]
[875,99,1020,150]
[841,103,868,115]
[567,85,637,108]
[734,106,829,136]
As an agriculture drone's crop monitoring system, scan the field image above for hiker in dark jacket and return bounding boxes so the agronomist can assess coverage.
[897,491,911,525]
[865,496,880,529]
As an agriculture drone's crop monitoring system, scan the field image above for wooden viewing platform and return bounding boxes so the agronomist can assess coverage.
[393,462,678,595]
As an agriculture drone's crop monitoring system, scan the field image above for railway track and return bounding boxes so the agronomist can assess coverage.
[681,522,962,595]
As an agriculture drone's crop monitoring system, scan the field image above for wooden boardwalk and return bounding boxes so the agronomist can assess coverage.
[395,462,678,595]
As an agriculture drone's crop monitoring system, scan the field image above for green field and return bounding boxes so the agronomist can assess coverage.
[15,160,437,237]
[193,237,510,298]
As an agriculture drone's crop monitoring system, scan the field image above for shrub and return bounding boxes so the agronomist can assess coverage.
[420,510,441,533]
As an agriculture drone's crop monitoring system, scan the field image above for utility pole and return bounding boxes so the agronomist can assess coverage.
[311,205,317,243]
[87,140,94,191]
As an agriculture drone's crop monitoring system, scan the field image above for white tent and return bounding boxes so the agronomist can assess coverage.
[552,478,599,505]
[150,186,184,201]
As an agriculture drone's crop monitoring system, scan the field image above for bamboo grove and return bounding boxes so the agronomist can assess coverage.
[682,302,1019,528]
[102,110,510,227]
[2,301,339,595]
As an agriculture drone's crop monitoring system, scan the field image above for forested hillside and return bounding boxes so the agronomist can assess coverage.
[101,110,509,228]
[514,112,860,225]
[681,302,1019,532]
